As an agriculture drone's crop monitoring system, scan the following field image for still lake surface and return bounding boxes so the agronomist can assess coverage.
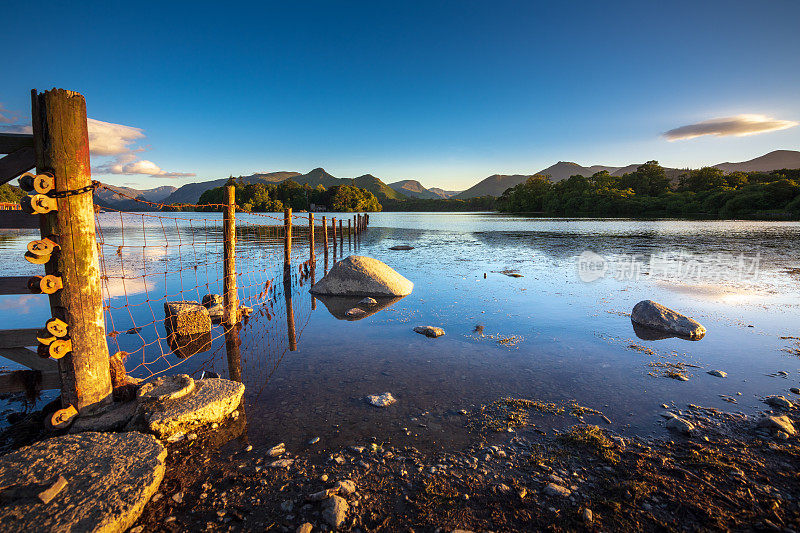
[1,212,799,451]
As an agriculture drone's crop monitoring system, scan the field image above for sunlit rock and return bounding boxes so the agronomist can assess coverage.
[0,432,166,533]
[366,392,397,407]
[630,300,706,339]
[414,326,445,338]
[310,255,413,297]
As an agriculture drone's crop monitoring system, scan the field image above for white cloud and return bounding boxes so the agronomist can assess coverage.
[664,114,798,141]
[86,118,145,156]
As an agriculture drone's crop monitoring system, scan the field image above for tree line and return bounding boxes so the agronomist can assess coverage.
[196,178,382,212]
[495,162,800,219]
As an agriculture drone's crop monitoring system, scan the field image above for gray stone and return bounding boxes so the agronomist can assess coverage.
[270,459,294,469]
[322,495,349,529]
[366,392,396,407]
[70,401,138,433]
[666,416,696,435]
[201,294,224,320]
[142,378,244,438]
[310,255,413,297]
[413,326,445,338]
[543,483,571,497]
[267,443,286,457]
[707,370,727,378]
[137,374,195,403]
[630,300,706,339]
[164,301,212,336]
[765,395,794,409]
[335,479,356,496]
[0,432,166,533]
[758,415,796,435]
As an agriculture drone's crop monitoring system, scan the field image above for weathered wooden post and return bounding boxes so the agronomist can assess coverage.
[322,215,328,256]
[308,212,315,263]
[30,89,112,414]
[339,219,344,247]
[283,208,292,266]
[283,263,297,351]
[348,219,352,243]
[365,213,369,228]
[223,179,238,326]
[331,216,337,256]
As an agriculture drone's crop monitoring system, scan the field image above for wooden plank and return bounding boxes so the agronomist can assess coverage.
[0,133,34,154]
[0,147,36,184]
[0,210,39,229]
[0,276,33,295]
[0,347,57,372]
[0,328,38,349]
[0,369,61,394]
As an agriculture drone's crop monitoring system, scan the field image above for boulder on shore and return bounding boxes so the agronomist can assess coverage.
[630,300,706,339]
[310,255,413,297]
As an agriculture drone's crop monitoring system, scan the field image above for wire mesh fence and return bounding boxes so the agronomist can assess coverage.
[92,190,357,384]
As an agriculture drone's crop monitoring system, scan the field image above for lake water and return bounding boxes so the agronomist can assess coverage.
[2,212,799,452]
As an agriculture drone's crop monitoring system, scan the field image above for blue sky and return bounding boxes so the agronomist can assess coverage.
[2,1,799,190]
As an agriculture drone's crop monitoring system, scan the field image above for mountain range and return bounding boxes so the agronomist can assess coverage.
[92,149,800,209]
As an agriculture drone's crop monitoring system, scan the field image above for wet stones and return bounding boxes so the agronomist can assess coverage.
[0,432,166,533]
[201,294,224,322]
[366,392,397,407]
[758,415,796,436]
[413,326,445,338]
[666,416,696,435]
[267,443,286,457]
[543,483,571,497]
[764,395,794,410]
[310,255,413,297]
[630,300,706,339]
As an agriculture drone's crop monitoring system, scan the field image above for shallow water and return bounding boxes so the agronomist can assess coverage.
[1,212,799,452]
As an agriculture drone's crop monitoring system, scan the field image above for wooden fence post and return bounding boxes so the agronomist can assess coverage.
[308,212,315,263]
[30,89,112,412]
[223,180,238,326]
[348,219,352,242]
[339,219,343,247]
[322,215,328,256]
[331,216,337,256]
[283,208,292,266]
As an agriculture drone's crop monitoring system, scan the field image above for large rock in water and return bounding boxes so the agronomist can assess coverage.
[0,431,166,533]
[630,300,706,339]
[310,255,413,297]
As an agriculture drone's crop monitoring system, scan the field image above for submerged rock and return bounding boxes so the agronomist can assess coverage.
[666,416,696,435]
[164,301,212,336]
[316,294,406,321]
[389,245,414,250]
[310,255,413,297]
[413,326,445,338]
[201,294,224,321]
[358,297,378,306]
[764,395,794,409]
[366,392,397,407]
[707,370,727,378]
[344,307,367,319]
[0,432,166,533]
[630,300,706,339]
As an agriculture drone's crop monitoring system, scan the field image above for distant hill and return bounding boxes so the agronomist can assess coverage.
[714,150,800,173]
[428,187,460,199]
[388,180,439,199]
[350,174,406,200]
[453,174,532,199]
[162,172,300,205]
[94,184,178,210]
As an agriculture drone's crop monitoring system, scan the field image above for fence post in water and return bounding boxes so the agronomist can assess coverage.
[365,213,369,228]
[339,219,343,247]
[331,216,337,256]
[223,179,238,326]
[348,218,352,243]
[283,208,292,267]
[308,213,315,262]
[30,89,112,413]
[322,215,328,256]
